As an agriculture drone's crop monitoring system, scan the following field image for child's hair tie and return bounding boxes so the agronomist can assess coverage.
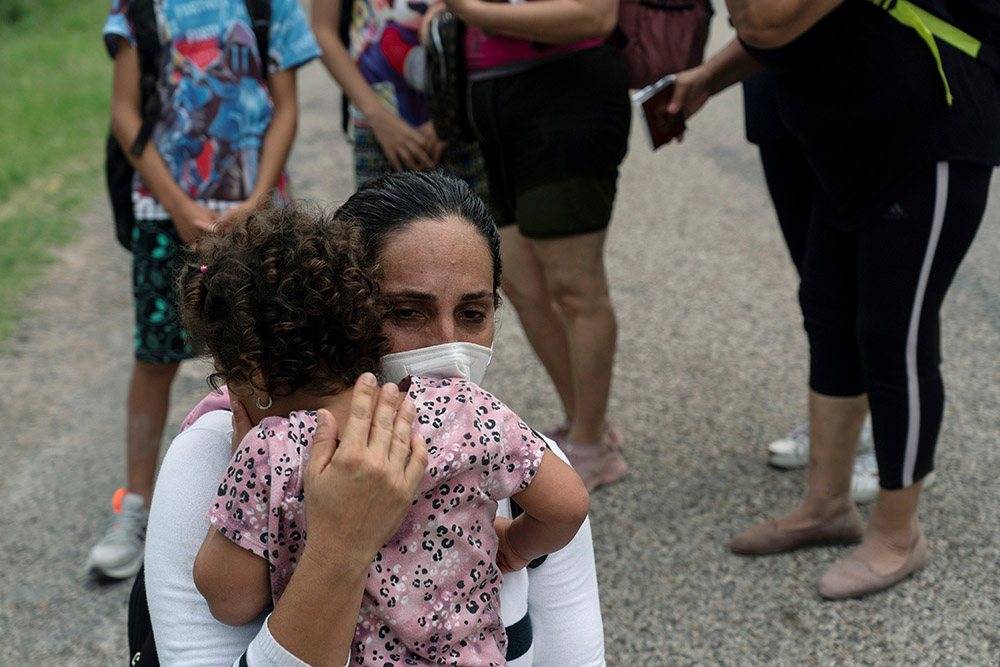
[200,265,208,274]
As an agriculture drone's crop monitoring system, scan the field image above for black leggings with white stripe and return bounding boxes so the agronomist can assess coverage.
[800,161,992,489]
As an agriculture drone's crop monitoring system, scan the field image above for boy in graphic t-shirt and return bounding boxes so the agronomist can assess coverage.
[86,0,320,580]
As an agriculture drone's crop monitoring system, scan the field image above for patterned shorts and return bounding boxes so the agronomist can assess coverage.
[131,218,193,363]
[353,124,490,203]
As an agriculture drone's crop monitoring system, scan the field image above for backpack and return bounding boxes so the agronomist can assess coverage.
[613,0,714,90]
[104,0,271,251]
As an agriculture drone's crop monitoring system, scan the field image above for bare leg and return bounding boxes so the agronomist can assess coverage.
[851,482,923,574]
[531,230,616,444]
[789,390,868,525]
[499,227,576,420]
[731,390,867,552]
[126,359,180,506]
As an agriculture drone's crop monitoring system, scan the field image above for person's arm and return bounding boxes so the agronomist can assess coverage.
[725,0,845,49]
[145,411,266,667]
[496,449,590,571]
[221,68,299,222]
[310,0,439,171]
[194,526,273,626]
[444,0,617,46]
[515,440,604,666]
[110,39,217,244]
[262,375,428,666]
[663,37,763,125]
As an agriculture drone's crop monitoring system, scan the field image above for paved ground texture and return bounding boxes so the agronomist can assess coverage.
[2,19,998,666]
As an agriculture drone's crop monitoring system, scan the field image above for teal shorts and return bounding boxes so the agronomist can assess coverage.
[131,218,193,363]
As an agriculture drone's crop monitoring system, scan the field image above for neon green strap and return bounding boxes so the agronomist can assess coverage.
[867,0,985,106]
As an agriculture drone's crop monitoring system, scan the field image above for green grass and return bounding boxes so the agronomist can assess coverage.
[0,0,113,344]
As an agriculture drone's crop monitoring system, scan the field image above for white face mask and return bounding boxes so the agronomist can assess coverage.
[379,341,494,386]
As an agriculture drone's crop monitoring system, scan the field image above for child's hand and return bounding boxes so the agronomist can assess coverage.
[214,201,255,234]
[170,198,219,245]
[416,121,447,164]
[494,516,533,574]
[368,108,439,172]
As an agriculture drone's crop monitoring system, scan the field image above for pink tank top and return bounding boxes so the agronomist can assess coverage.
[464,20,602,72]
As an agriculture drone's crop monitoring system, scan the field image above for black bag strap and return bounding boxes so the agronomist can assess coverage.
[126,0,162,157]
[246,0,272,80]
[339,0,351,133]
[127,565,160,666]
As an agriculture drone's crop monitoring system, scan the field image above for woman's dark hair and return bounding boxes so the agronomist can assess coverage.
[335,170,503,302]
[177,205,389,398]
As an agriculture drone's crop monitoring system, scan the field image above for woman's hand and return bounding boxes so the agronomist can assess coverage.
[301,373,429,569]
[666,65,713,123]
[368,108,440,172]
[265,374,428,665]
[494,516,533,574]
[657,37,765,141]
[418,1,447,45]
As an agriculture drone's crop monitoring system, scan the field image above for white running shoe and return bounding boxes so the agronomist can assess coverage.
[849,449,880,504]
[85,488,148,579]
[849,451,936,505]
[767,415,874,469]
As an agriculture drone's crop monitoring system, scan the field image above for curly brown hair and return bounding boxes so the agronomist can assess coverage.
[177,205,390,398]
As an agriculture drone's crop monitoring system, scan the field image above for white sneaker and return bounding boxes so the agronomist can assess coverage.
[849,451,937,505]
[767,415,874,469]
[85,488,148,579]
[850,450,880,504]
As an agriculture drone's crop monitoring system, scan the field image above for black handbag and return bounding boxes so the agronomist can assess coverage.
[425,10,475,146]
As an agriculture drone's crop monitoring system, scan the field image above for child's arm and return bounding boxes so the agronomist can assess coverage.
[193,524,272,627]
[192,425,273,626]
[109,38,217,243]
[310,0,440,171]
[220,68,299,222]
[498,449,590,572]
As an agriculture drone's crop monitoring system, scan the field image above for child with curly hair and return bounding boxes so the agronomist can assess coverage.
[177,204,589,666]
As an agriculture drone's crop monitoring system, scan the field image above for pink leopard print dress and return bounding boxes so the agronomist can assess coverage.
[208,377,547,666]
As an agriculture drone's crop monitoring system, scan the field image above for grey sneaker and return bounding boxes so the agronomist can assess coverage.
[767,415,874,469]
[85,489,148,579]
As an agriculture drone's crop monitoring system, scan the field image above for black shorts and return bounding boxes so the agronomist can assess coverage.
[469,44,631,238]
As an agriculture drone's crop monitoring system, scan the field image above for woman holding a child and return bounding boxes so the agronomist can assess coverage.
[141,172,607,666]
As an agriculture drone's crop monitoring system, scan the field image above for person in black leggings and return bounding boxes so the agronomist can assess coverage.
[668,0,999,598]
[743,73,885,502]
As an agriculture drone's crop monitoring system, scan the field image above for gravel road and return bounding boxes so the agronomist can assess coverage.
[2,21,999,665]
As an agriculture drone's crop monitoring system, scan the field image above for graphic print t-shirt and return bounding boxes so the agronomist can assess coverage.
[103,0,320,218]
[347,0,431,128]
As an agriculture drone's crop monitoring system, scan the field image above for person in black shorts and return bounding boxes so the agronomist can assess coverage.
[667,0,1000,598]
[446,0,632,491]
